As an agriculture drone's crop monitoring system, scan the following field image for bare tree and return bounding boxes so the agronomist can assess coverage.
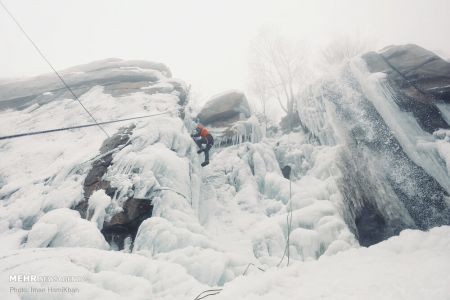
[249,29,307,121]
[249,65,270,132]
[322,34,372,65]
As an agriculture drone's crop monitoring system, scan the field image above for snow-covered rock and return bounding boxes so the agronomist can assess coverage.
[1,51,449,300]
[362,44,450,132]
[195,90,262,146]
[0,58,190,253]
[0,58,185,110]
[297,54,450,246]
[197,90,251,127]
[25,208,109,249]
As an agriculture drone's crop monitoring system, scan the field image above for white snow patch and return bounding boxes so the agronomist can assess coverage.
[26,208,109,249]
[87,190,111,229]
[25,223,57,248]
[214,226,450,300]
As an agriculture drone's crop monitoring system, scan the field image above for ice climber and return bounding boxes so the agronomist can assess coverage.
[191,124,214,167]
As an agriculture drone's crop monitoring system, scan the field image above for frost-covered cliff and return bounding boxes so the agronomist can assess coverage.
[0,49,449,300]
[296,45,450,245]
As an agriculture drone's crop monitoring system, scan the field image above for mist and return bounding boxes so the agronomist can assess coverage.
[1,0,450,102]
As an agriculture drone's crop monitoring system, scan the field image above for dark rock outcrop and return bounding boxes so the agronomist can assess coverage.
[101,199,153,250]
[197,90,251,127]
[81,125,135,203]
[74,125,153,250]
[362,44,450,133]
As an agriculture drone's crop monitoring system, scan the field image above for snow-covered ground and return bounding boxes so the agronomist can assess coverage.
[1,226,448,300]
[214,226,450,300]
[0,59,449,299]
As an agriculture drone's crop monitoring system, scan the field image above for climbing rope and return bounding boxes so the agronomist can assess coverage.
[0,110,176,141]
[153,187,189,200]
[191,165,292,300]
[242,263,266,276]
[193,289,223,300]
[133,187,190,203]
[287,176,293,265]
[0,0,111,138]
[192,263,266,300]
[277,169,293,267]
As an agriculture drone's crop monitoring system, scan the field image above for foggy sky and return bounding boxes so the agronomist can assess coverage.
[1,0,450,100]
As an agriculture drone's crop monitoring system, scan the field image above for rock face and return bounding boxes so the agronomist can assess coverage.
[74,125,154,250]
[362,44,450,133]
[297,46,450,246]
[197,90,251,127]
[195,90,262,146]
[81,125,135,201]
[0,58,188,110]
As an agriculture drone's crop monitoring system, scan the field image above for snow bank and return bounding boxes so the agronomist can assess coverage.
[3,226,447,300]
[134,217,212,253]
[0,247,206,300]
[0,221,27,251]
[25,208,109,249]
[214,226,450,300]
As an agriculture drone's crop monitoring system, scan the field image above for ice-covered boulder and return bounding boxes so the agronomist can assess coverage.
[197,90,251,127]
[0,58,189,110]
[362,44,450,132]
[196,90,262,145]
[364,45,450,100]
[64,58,172,77]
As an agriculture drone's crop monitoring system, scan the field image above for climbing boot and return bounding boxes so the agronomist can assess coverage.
[201,161,209,167]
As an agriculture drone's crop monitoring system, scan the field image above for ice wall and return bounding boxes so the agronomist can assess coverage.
[0,61,190,252]
[297,59,450,245]
[197,139,357,268]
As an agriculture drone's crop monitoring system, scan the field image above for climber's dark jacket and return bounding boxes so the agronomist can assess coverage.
[191,125,214,164]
